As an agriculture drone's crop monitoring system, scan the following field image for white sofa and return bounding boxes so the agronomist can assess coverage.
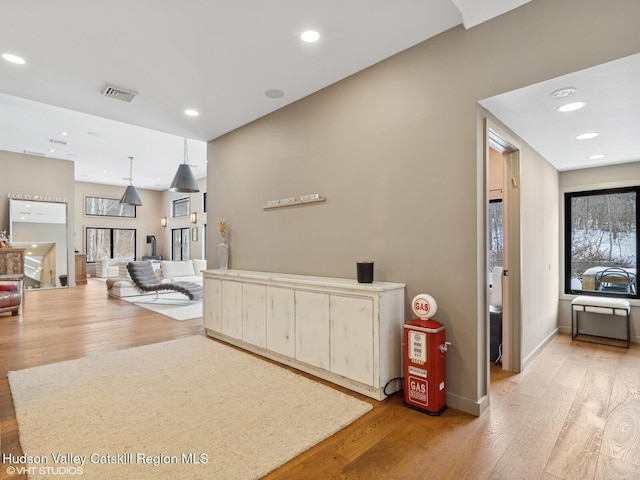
[107,259,206,298]
[96,259,122,278]
[159,259,206,284]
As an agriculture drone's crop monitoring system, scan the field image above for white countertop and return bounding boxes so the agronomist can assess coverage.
[203,269,405,292]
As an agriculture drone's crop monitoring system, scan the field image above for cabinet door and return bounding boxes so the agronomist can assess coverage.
[266,287,295,357]
[295,290,330,370]
[243,284,266,347]
[221,281,243,339]
[330,295,374,385]
[203,278,222,332]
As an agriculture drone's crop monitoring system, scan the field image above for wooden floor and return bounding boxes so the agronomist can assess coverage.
[1,279,639,480]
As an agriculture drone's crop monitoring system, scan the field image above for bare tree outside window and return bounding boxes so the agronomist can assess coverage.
[86,228,136,262]
[565,187,637,297]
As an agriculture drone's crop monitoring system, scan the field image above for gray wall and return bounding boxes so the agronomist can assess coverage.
[207,0,640,415]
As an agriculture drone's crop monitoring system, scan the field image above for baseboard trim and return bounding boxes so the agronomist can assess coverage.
[446,391,487,417]
[522,328,559,370]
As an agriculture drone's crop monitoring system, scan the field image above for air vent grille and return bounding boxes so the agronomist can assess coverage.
[102,84,138,102]
[23,150,46,156]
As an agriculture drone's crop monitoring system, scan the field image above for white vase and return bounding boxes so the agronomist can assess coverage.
[218,243,229,270]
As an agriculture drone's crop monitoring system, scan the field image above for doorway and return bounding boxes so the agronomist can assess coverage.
[487,125,522,373]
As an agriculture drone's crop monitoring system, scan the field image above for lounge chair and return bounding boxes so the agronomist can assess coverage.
[126,261,203,301]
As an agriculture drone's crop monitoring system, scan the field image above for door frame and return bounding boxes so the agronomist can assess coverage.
[486,120,522,373]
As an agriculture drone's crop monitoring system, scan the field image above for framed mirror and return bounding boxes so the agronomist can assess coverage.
[9,199,69,289]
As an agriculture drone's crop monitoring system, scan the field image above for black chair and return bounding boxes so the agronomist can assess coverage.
[595,267,636,294]
[126,261,203,301]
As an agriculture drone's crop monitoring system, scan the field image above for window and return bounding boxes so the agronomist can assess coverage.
[565,187,638,298]
[172,228,190,261]
[172,197,189,218]
[85,196,136,218]
[488,199,503,275]
[86,228,137,262]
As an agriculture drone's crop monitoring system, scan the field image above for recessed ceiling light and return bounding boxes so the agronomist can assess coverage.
[265,89,284,99]
[60,131,68,136]
[557,101,586,112]
[588,154,607,160]
[575,132,599,140]
[300,30,320,43]
[185,109,199,117]
[2,53,26,65]
[550,87,577,99]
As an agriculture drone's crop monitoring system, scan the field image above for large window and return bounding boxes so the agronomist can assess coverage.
[565,187,638,297]
[86,228,137,262]
[85,196,136,218]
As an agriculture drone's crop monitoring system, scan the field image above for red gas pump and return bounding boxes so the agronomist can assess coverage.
[404,294,450,416]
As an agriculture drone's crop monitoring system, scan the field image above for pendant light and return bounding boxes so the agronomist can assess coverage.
[120,156,143,206]
[169,137,200,193]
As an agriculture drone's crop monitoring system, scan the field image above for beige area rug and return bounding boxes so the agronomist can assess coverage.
[8,336,372,479]
[120,293,203,321]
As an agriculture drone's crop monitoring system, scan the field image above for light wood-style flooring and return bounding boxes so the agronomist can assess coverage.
[1,279,639,479]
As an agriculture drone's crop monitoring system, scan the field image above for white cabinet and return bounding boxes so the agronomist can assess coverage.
[221,280,243,340]
[266,287,295,357]
[295,291,330,370]
[243,283,266,347]
[203,269,405,400]
[203,278,222,332]
[330,295,374,385]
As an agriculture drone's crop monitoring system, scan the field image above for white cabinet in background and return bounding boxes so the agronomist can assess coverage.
[203,269,406,400]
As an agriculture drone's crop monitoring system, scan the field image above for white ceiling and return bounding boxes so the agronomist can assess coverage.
[10,1,636,191]
[480,53,640,171]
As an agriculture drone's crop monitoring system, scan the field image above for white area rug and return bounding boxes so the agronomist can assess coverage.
[120,293,203,321]
[8,336,372,479]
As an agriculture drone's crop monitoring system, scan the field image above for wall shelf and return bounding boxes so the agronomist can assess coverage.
[263,197,326,210]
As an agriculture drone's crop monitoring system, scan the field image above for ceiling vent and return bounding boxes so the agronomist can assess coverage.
[102,84,138,103]
[23,150,46,156]
[49,139,67,146]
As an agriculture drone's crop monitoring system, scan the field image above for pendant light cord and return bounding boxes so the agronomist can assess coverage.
[129,156,134,185]
[183,138,189,165]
